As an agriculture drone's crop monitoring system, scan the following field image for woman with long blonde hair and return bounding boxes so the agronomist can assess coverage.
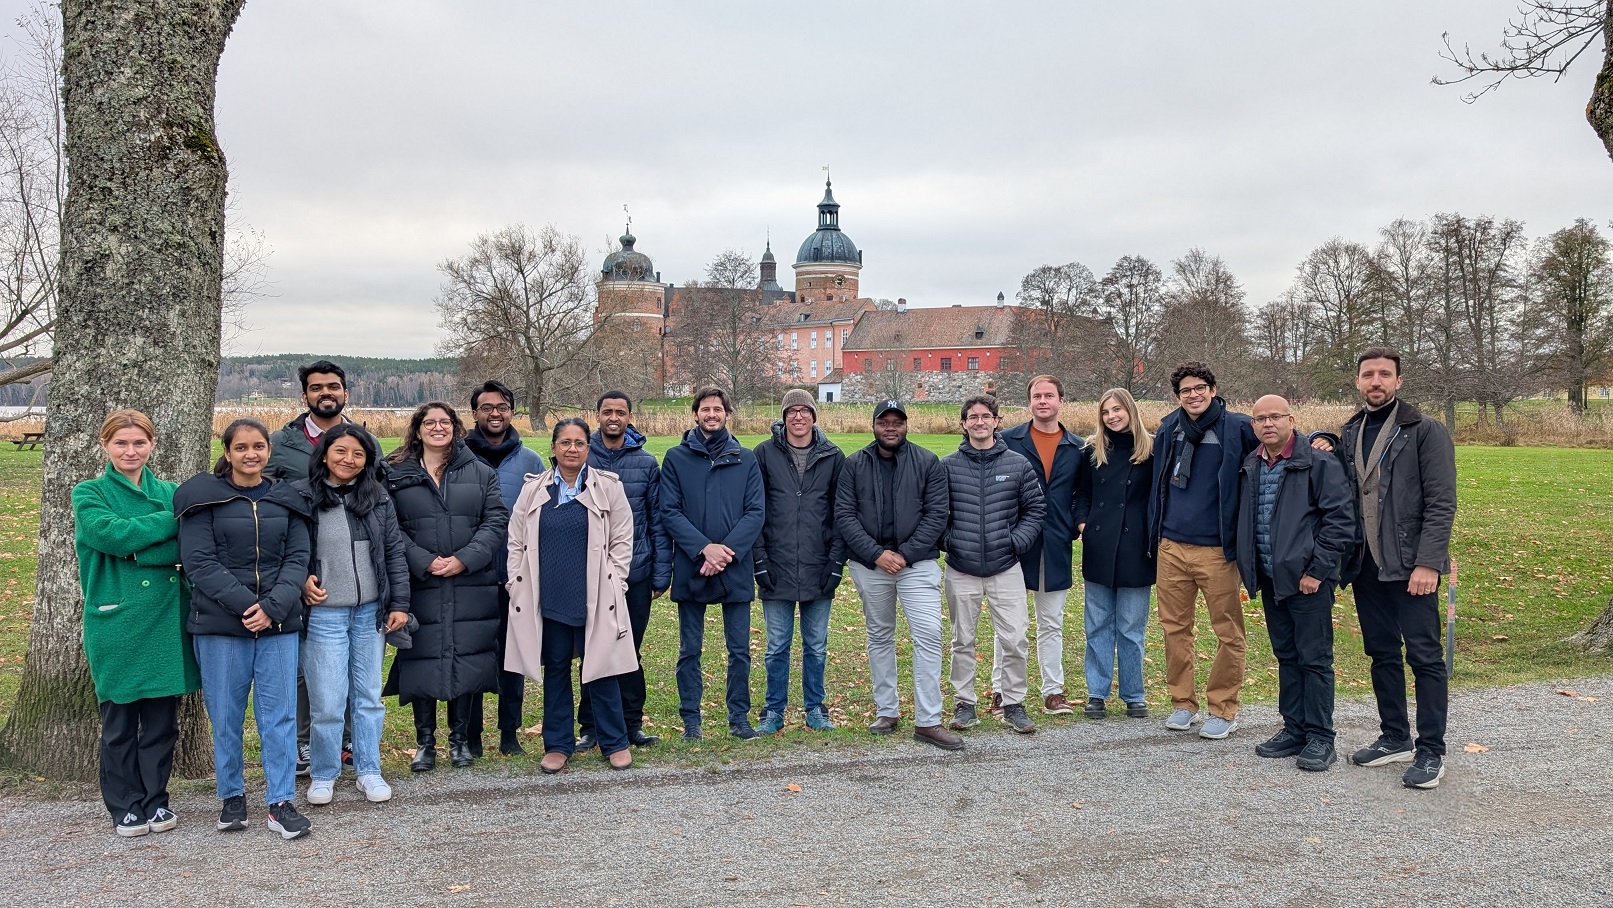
[1073,389,1156,719]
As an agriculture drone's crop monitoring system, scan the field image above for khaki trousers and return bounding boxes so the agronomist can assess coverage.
[1155,538,1245,720]
[946,566,1030,707]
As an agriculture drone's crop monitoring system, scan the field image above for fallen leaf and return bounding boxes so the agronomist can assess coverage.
[785,783,802,793]
[1463,742,1488,753]
[1557,689,1579,697]
[447,885,472,893]
[1578,696,1599,703]
[1491,634,1509,641]
[724,875,739,882]
[1307,837,1322,844]
[1070,802,1083,809]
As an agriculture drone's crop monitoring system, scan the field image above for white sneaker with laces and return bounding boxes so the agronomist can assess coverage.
[356,773,393,803]
[306,778,335,805]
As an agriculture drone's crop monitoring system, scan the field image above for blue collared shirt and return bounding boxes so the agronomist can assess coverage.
[552,465,586,506]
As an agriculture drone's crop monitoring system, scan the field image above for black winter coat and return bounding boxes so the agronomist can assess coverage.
[1001,421,1084,591]
[1235,439,1356,600]
[1074,432,1157,589]
[835,440,950,569]
[659,429,766,605]
[753,423,847,602]
[941,438,1045,578]
[381,443,509,704]
[588,426,671,589]
[176,474,312,638]
[1147,403,1258,562]
[1334,400,1457,584]
[293,480,412,625]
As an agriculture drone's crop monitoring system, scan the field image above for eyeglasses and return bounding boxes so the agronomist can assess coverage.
[1176,383,1212,397]
[553,439,588,449]
[476,404,512,415]
[963,413,998,423]
[784,408,814,419]
[421,419,454,429]
[1251,414,1291,425]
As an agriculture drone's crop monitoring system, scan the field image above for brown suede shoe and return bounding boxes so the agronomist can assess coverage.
[1044,693,1074,715]
[989,691,1004,717]
[539,751,568,774]
[912,724,965,751]
[606,748,633,771]
[868,715,900,735]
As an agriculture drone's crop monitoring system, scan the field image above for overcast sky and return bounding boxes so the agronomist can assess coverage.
[13,1,1613,358]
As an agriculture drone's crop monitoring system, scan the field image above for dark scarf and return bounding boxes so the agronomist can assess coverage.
[1168,397,1226,489]
[701,427,734,457]
[465,426,521,468]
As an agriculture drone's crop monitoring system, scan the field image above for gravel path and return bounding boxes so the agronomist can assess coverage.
[4,675,1610,908]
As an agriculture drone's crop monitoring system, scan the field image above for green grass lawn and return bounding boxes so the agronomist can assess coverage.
[1,440,1610,779]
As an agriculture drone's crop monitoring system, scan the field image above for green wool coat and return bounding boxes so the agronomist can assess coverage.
[72,464,201,704]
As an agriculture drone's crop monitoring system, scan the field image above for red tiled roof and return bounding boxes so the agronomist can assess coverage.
[843,305,1020,351]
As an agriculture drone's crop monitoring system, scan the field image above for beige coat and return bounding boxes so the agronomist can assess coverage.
[504,467,638,684]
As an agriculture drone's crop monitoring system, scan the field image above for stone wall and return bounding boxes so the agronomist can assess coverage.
[842,369,1027,403]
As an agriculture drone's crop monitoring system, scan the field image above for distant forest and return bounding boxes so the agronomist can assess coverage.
[0,354,461,408]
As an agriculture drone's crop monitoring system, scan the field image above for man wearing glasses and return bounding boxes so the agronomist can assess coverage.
[463,380,546,757]
[1147,362,1259,739]
[942,395,1045,735]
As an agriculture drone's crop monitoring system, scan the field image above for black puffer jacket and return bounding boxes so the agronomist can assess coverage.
[293,480,412,624]
[381,443,508,704]
[835,439,950,569]
[940,438,1045,579]
[1074,431,1157,589]
[176,474,312,638]
[753,423,847,602]
[588,425,671,589]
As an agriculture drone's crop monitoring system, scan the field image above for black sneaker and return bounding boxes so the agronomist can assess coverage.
[682,724,703,741]
[1255,729,1306,758]
[147,807,178,834]
[295,743,311,777]
[115,810,148,838]
[1002,703,1037,734]
[1296,739,1337,772]
[266,800,311,840]
[216,795,248,832]
[729,722,759,740]
[1083,697,1106,720]
[948,702,979,730]
[1349,735,1415,767]
[341,741,354,770]
[1402,751,1446,789]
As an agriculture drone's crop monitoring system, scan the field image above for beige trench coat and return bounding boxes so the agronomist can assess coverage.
[504,467,638,684]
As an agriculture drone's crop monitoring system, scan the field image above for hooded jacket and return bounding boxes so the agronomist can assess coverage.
[659,427,766,605]
[1001,421,1084,591]
[940,437,1046,578]
[381,443,509,703]
[753,422,847,602]
[175,473,312,637]
[835,438,950,569]
[587,425,670,588]
[1235,438,1356,600]
[1334,399,1456,583]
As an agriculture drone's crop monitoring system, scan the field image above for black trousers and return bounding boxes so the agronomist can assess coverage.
[578,577,654,734]
[98,696,179,822]
[1260,578,1336,744]
[463,588,526,746]
[412,693,481,744]
[1353,550,1448,756]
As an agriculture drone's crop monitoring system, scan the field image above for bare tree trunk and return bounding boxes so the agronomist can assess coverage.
[527,370,548,432]
[1591,10,1613,164]
[0,0,244,780]
[1570,599,1613,653]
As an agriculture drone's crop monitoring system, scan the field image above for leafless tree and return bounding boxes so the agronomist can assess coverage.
[1528,217,1613,412]
[1096,254,1164,395]
[1435,2,1613,162]
[668,249,777,402]
[1153,248,1253,394]
[1292,237,1379,397]
[436,224,602,430]
[1248,292,1319,400]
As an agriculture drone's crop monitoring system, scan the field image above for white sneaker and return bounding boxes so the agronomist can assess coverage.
[306,779,335,805]
[356,773,392,803]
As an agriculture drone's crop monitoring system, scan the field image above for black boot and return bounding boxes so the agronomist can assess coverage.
[448,706,476,768]
[499,728,525,756]
[410,727,437,773]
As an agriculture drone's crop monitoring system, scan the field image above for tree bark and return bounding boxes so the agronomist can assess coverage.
[1590,9,1613,164]
[0,0,244,780]
[1570,599,1613,653]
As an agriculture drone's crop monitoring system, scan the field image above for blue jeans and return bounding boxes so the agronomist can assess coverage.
[761,598,832,716]
[1082,583,1150,704]
[676,601,752,729]
[301,603,385,780]
[541,618,628,756]
[194,632,299,805]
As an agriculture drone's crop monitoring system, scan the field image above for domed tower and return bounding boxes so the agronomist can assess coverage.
[793,178,862,304]
[596,228,668,328]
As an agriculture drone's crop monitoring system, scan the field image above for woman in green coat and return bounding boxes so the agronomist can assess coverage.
[72,409,200,838]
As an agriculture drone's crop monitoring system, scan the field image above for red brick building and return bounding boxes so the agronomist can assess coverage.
[839,298,1031,402]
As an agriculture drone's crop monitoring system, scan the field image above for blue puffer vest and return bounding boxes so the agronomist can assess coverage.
[1255,458,1285,576]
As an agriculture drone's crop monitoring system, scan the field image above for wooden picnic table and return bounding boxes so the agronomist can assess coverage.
[12,431,43,451]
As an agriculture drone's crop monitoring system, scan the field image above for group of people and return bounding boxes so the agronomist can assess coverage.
[72,346,1456,843]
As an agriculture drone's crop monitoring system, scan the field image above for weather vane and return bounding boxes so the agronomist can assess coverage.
[623,203,631,234]
[822,164,830,183]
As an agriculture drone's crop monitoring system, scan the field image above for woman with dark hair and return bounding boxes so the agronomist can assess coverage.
[383,402,509,770]
[1073,388,1157,720]
[175,417,313,840]
[73,409,200,837]
[294,424,411,805]
[506,417,639,772]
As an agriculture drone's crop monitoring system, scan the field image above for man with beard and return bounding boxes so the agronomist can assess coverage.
[659,388,766,741]
[835,400,963,751]
[462,380,545,759]
[576,391,671,749]
[267,360,352,776]
[1147,362,1259,740]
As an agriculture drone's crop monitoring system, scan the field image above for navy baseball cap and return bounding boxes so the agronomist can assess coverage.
[873,399,907,420]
